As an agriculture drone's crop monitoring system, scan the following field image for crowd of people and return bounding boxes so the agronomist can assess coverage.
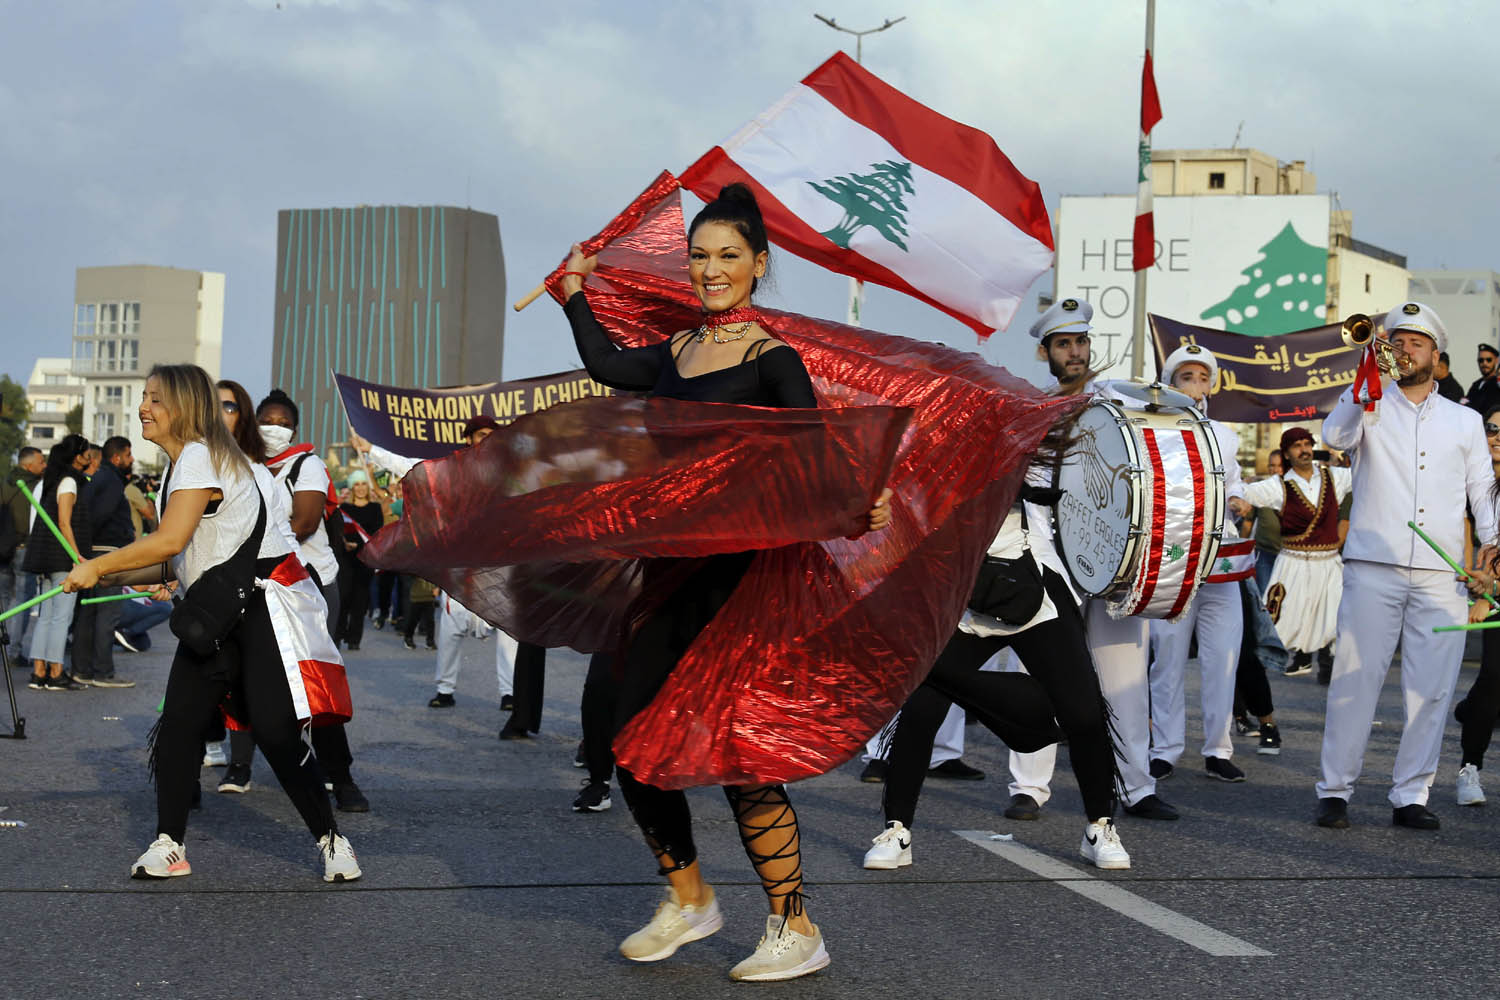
[8,183,1499,985]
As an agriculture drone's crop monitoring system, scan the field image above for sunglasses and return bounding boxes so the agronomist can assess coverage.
[221,400,240,414]
[1487,423,1500,437]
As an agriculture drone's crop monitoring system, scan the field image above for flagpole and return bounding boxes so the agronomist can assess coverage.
[813,13,906,326]
[1131,0,1156,379]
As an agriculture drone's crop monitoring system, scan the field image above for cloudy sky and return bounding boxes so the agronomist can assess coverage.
[4,0,1497,397]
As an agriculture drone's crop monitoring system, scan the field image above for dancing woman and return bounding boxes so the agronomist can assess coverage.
[558,183,890,982]
[61,365,360,882]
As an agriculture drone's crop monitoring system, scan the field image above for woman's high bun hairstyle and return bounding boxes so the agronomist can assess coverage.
[688,183,772,295]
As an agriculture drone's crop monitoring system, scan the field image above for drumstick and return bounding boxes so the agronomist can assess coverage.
[1434,621,1500,632]
[1408,521,1468,577]
[512,281,548,312]
[0,585,65,625]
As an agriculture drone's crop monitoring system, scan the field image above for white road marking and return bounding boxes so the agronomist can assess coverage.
[953,830,1273,957]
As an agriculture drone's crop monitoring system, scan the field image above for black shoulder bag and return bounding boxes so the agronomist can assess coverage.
[164,462,267,658]
[966,485,1061,626]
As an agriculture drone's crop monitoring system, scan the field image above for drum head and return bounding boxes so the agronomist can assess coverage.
[1056,402,1140,596]
[1105,380,1198,410]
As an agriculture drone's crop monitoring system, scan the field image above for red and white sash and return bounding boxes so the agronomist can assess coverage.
[259,553,352,727]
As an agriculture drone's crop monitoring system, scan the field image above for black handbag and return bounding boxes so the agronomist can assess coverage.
[967,502,1046,626]
[165,464,267,658]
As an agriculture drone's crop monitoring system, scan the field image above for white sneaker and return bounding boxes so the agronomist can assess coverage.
[1080,818,1131,870]
[319,833,362,882]
[862,821,913,870]
[202,741,228,767]
[728,914,831,982]
[131,834,191,879]
[619,886,723,962]
[1457,763,1486,806]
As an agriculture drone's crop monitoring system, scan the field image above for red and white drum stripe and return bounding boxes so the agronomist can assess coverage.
[1112,427,1210,620]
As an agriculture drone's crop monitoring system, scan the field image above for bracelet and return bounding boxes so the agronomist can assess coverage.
[562,270,590,279]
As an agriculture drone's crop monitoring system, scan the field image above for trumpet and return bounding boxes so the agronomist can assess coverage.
[1342,313,1413,377]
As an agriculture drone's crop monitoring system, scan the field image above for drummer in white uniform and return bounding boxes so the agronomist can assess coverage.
[1003,299,1181,823]
[1314,302,1496,830]
[1229,428,1352,683]
[1147,345,1250,783]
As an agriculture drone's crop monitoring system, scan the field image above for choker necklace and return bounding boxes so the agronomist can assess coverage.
[696,305,759,344]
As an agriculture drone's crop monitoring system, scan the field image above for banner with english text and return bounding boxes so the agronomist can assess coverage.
[333,370,615,460]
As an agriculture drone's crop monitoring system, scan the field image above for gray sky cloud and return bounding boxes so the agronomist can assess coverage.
[3,0,1496,400]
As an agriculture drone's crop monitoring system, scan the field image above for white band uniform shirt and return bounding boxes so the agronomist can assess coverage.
[1240,463,1352,654]
[1316,379,1498,808]
[166,443,291,590]
[1147,417,1249,768]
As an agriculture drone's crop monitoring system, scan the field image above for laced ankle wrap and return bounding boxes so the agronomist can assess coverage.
[724,784,806,924]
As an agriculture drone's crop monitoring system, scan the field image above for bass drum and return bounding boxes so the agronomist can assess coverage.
[1055,397,1224,620]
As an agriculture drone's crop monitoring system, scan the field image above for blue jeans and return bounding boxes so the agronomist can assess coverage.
[117,598,172,651]
[28,570,76,666]
[1255,549,1277,595]
[5,546,38,657]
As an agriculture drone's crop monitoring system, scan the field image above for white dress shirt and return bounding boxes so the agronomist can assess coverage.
[1241,464,1353,513]
[1322,380,1496,569]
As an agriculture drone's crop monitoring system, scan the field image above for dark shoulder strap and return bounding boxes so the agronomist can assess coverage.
[742,338,774,363]
[288,452,310,487]
[670,331,695,363]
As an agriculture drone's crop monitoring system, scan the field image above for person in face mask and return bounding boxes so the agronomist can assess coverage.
[251,389,370,813]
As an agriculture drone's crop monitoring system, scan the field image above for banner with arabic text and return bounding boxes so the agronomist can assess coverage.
[1149,315,1357,423]
[333,370,615,460]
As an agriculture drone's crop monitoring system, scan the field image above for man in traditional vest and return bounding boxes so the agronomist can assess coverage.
[1231,428,1352,685]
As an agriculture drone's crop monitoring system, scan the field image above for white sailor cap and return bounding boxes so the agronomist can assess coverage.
[1383,301,1447,353]
[1030,297,1093,341]
[1160,342,1219,388]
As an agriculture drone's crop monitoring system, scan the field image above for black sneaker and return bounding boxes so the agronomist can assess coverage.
[113,630,142,653]
[498,723,532,741]
[27,673,49,690]
[47,673,86,691]
[218,764,252,794]
[572,780,612,812]
[333,781,370,813]
[1256,722,1282,756]
[500,694,515,712]
[1204,756,1246,782]
[403,636,417,650]
[1123,794,1180,821]
[373,617,386,631]
[1315,797,1350,828]
[929,758,985,781]
[1392,803,1440,830]
[573,741,587,768]
[1284,651,1313,677]
[1234,713,1260,738]
[428,692,455,708]
[859,759,888,783]
[1149,758,1174,780]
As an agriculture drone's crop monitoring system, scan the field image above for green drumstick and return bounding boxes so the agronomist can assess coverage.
[0,585,65,625]
[80,592,148,606]
[16,481,81,564]
[1435,620,1500,633]
[1407,520,1468,577]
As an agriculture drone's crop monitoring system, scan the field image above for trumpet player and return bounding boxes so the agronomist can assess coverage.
[1314,302,1497,831]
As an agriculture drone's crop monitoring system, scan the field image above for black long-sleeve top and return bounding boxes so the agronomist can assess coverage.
[564,291,817,409]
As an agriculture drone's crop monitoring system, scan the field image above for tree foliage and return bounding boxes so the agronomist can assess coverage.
[65,402,83,436]
[0,375,30,479]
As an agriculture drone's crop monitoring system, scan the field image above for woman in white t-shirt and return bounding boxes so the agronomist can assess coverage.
[61,364,361,884]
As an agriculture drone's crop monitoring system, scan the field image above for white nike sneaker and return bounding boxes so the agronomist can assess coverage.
[131,834,191,879]
[1080,818,1131,870]
[318,833,362,882]
[862,821,913,870]
[201,741,228,767]
[1457,763,1486,806]
[728,914,831,982]
[619,886,723,962]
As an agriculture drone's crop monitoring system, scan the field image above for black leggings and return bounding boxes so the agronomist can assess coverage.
[581,651,617,785]
[155,592,335,844]
[1235,580,1275,719]
[337,561,374,646]
[883,569,1116,827]
[612,554,805,910]
[1459,628,1500,769]
[503,641,547,734]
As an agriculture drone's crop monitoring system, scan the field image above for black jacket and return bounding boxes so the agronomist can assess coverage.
[1437,374,1465,403]
[1466,375,1500,417]
[85,463,134,548]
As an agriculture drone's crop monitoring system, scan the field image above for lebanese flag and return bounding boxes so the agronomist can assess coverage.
[1133,50,1164,271]
[681,52,1053,337]
[1204,537,1257,585]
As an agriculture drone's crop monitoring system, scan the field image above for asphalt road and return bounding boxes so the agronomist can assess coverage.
[2,619,1496,1000]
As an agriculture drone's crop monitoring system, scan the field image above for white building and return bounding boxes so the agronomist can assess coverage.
[1406,269,1500,386]
[23,357,84,452]
[72,266,224,470]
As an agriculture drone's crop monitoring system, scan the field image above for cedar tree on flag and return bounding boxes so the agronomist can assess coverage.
[681,52,1054,338]
[1133,50,1164,271]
